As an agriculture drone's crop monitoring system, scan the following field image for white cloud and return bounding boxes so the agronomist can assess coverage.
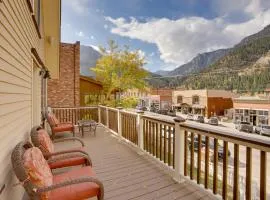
[137,49,145,59]
[90,35,95,40]
[75,31,85,37]
[105,0,270,65]
[104,24,109,30]
[90,45,102,53]
[65,0,89,15]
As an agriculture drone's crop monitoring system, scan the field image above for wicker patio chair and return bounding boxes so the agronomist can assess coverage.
[45,112,75,140]
[31,126,92,169]
[11,142,104,200]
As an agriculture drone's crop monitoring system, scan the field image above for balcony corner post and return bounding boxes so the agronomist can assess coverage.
[173,117,186,183]
[137,111,144,150]
[117,107,123,137]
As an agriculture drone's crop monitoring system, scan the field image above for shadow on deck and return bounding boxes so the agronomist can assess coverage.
[55,125,218,200]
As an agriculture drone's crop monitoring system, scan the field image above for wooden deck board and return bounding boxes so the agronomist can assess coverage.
[55,125,217,200]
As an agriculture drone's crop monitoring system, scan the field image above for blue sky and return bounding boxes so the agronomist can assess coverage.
[62,0,270,72]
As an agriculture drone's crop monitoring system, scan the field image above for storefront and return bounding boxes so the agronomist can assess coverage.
[233,97,270,126]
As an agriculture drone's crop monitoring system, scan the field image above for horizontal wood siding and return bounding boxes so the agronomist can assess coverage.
[0,0,44,199]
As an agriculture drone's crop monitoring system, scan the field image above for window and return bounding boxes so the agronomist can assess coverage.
[177,96,183,104]
[192,95,199,104]
[30,0,41,28]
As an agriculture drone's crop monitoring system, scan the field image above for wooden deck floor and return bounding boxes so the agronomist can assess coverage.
[55,125,218,200]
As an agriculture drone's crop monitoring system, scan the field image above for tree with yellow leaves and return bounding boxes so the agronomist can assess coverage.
[91,40,148,102]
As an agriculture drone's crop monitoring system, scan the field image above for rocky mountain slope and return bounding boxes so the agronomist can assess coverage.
[80,45,101,77]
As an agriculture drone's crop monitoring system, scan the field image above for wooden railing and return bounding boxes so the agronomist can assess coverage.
[100,106,107,126]
[142,116,175,168]
[96,106,270,200]
[179,122,270,200]
[51,107,98,124]
[108,108,118,133]
[121,111,138,145]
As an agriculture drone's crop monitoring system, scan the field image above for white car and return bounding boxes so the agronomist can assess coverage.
[254,125,270,136]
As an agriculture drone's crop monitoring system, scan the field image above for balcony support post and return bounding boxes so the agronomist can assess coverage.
[117,107,123,137]
[98,106,101,124]
[173,117,186,183]
[106,107,109,127]
[137,111,144,150]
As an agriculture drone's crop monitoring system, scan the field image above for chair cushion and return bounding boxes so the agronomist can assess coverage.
[37,129,54,154]
[47,114,57,127]
[53,124,73,133]
[50,167,100,200]
[51,114,60,125]
[23,147,53,200]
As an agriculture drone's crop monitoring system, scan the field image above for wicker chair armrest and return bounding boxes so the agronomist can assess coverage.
[47,153,92,166]
[53,137,85,146]
[45,149,90,158]
[36,177,104,199]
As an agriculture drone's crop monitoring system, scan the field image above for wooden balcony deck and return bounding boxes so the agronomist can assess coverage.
[55,125,217,200]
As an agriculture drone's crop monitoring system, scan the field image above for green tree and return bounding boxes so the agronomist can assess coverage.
[91,40,148,102]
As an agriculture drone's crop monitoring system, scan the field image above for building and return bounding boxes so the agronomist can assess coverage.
[172,90,238,118]
[48,42,80,107]
[233,96,270,125]
[80,75,104,106]
[151,88,173,109]
[123,88,150,98]
[0,0,61,199]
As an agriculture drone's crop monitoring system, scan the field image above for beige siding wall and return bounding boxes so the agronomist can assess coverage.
[172,90,207,105]
[0,0,44,199]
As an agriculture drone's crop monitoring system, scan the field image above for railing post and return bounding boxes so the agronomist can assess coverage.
[106,107,109,127]
[117,107,123,136]
[98,105,101,124]
[137,111,144,150]
[173,117,186,183]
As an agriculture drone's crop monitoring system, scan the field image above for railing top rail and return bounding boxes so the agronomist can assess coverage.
[52,106,98,109]
[180,122,270,151]
[120,109,138,116]
[107,107,118,112]
[142,114,175,126]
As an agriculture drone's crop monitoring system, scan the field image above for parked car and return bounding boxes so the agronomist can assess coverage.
[208,117,219,126]
[188,136,231,159]
[158,109,168,115]
[167,110,176,117]
[235,121,253,133]
[254,124,270,136]
[186,114,194,121]
[217,146,231,160]
[136,105,147,111]
[194,115,204,123]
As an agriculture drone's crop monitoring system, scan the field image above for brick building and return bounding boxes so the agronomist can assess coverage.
[48,42,80,107]
[150,88,173,109]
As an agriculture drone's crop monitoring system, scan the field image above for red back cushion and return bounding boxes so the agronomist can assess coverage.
[37,129,54,154]
[47,113,59,126]
[23,147,53,200]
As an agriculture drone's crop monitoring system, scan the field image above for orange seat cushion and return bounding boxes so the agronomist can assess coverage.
[53,124,73,133]
[50,167,100,200]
